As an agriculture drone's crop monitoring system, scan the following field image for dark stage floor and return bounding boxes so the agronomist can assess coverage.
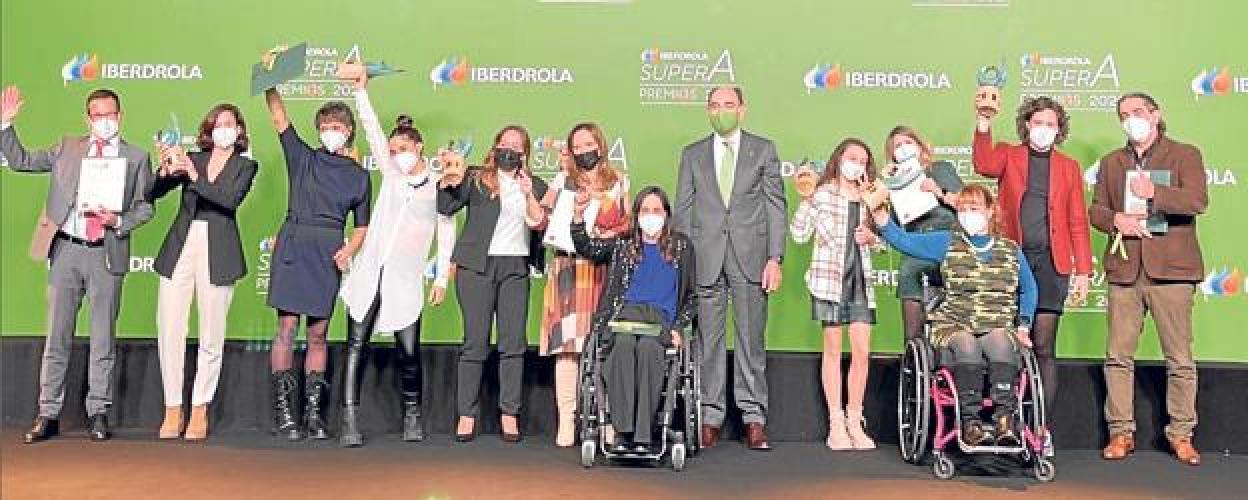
[2,429,1243,499]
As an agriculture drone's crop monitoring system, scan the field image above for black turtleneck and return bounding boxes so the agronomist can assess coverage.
[1020,147,1051,252]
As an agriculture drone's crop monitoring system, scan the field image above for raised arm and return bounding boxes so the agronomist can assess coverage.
[971,127,1009,179]
[265,88,291,133]
[0,86,61,173]
[353,85,399,177]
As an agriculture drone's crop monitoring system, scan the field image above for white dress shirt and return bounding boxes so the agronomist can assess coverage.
[712,128,742,187]
[340,89,456,332]
[487,171,531,256]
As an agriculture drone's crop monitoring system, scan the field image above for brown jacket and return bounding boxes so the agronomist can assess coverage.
[1089,135,1207,284]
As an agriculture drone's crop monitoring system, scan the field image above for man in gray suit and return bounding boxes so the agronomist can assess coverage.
[0,85,153,443]
[675,86,786,450]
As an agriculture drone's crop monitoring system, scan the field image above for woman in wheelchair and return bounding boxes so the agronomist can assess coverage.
[870,184,1038,447]
[570,185,696,452]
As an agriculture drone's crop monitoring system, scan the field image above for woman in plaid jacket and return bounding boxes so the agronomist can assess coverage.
[790,138,882,450]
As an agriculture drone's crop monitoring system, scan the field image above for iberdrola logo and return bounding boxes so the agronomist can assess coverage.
[429,56,469,87]
[1200,267,1242,297]
[532,136,565,152]
[803,63,842,92]
[1191,67,1231,97]
[62,53,99,86]
[640,48,661,64]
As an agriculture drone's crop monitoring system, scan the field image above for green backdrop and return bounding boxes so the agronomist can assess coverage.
[2,0,1245,361]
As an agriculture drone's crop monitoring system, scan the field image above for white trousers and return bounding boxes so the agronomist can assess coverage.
[157,221,235,406]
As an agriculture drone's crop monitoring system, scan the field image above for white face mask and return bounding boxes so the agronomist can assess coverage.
[638,214,665,237]
[1123,116,1152,142]
[320,129,348,153]
[839,160,865,180]
[211,126,239,150]
[91,118,119,140]
[958,211,989,235]
[1028,125,1057,150]
[893,142,920,163]
[393,151,420,173]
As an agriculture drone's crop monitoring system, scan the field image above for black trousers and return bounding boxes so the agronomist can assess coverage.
[454,256,530,417]
[605,333,667,444]
[343,289,422,406]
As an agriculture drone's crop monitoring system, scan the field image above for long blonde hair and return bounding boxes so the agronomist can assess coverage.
[564,122,619,192]
[884,125,934,168]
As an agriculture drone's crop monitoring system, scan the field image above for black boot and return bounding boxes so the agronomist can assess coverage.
[989,362,1019,446]
[272,370,303,441]
[340,321,368,448]
[304,372,330,440]
[402,400,426,442]
[953,363,991,445]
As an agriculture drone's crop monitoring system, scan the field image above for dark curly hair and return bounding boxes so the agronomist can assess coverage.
[1015,96,1070,146]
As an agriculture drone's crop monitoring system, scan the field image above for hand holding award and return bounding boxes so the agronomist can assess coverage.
[792,158,819,200]
[974,62,1007,127]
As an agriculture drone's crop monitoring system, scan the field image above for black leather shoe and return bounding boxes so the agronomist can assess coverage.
[88,414,111,441]
[23,416,58,444]
[455,417,477,443]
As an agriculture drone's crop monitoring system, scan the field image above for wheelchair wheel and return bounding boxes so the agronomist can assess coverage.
[671,443,687,471]
[576,334,602,444]
[932,453,956,480]
[1018,349,1047,447]
[580,440,596,468]
[898,337,933,464]
[1033,457,1056,482]
[685,335,704,453]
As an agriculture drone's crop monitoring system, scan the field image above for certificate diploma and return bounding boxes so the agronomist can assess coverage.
[77,157,127,212]
[882,162,939,224]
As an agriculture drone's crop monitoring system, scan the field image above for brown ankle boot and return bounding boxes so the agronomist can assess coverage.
[159,406,183,439]
[184,404,209,441]
[1102,433,1135,460]
[1169,436,1201,466]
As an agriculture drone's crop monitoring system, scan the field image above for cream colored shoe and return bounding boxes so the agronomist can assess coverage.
[159,406,183,439]
[846,407,876,450]
[826,408,853,450]
[184,404,209,441]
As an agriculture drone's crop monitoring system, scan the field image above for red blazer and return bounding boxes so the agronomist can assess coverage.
[972,129,1093,276]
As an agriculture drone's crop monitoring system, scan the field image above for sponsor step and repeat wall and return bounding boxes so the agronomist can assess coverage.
[1,0,1245,361]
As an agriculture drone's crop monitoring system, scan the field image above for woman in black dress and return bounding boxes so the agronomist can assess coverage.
[262,87,371,441]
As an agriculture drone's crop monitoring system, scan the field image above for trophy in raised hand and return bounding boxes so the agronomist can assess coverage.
[974,61,1007,119]
[153,112,182,148]
[792,157,820,199]
[438,135,474,186]
[250,43,307,96]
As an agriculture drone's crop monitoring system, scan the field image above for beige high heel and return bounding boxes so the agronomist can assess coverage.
[183,404,209,441]
[158,406,183,439]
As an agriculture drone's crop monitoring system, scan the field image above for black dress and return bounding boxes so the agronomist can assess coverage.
[267,126,372,318]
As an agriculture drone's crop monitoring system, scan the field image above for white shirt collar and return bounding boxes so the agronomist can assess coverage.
[715,128,742,147]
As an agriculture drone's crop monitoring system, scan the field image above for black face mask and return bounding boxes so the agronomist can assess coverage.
[494,147,522,171]
[573,150,600,171]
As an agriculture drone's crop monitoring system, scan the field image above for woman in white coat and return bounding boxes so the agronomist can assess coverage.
[336,63,455,447]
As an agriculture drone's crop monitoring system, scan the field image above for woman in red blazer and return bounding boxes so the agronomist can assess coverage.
[972,96,1093,456]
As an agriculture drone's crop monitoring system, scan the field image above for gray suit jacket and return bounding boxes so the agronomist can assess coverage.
[675,130,786,286]
[1,125,154,274]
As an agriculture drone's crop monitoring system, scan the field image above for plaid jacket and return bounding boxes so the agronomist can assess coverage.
[790,183,878,306]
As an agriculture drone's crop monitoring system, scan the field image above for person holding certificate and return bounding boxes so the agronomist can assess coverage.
[261,83,372,442]
[148,103,258,441]
[335,64,455,447]
[0,86,154,443]
[883,126,963,342]
[538,122,630,447]
[972,96,1093,456]
[1090,93,1207,466]
[438,125,548,443]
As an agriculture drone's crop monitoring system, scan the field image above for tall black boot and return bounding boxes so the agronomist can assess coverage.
[304,372,330,440]
[397,320,425,442]
[953,363,991,445]
[272,370,303,441]
[340,320,368,447]
[402,399,425,442]
[989,361,1019,446]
